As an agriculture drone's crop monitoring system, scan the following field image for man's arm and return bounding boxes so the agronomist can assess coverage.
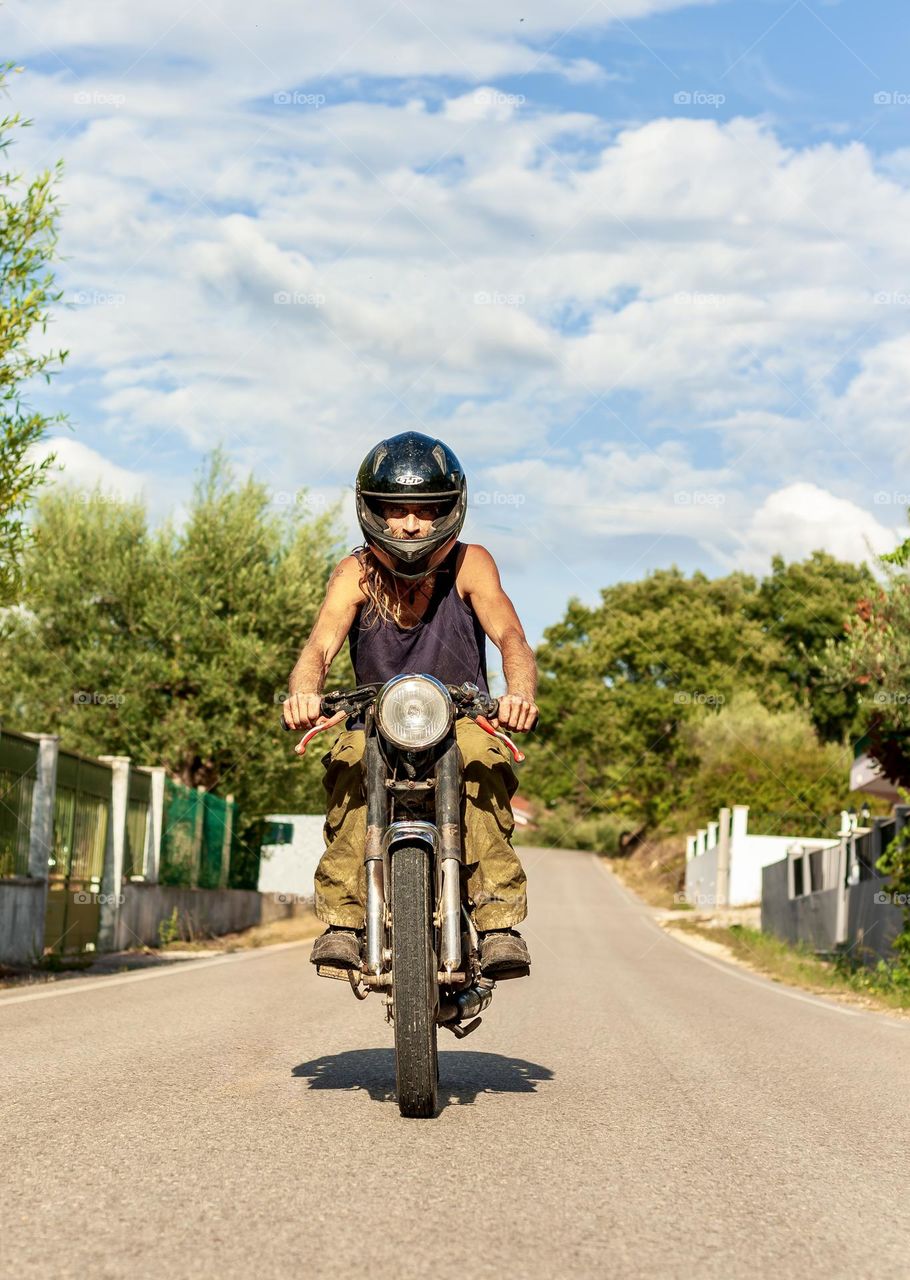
[461,544,538,733]
[283,556,364,731]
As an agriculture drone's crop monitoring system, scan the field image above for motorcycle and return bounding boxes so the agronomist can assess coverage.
[282,675,526,1118]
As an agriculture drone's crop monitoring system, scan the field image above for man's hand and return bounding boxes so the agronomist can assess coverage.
[492,692,538,733]
[281,692,345,734]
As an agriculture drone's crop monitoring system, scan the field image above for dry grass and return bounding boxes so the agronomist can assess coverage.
[666,919,910,1015]
[156,908,323,953]
[604,832,687,910]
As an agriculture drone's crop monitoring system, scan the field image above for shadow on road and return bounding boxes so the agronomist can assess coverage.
[292,1049,553,1108]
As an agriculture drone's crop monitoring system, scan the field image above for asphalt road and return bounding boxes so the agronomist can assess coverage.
[3,847,909,1280]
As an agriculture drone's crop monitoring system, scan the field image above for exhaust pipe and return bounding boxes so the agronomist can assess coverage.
[439,978,495,1024]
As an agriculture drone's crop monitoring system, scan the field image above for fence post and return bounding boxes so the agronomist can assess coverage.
[27,734,60,880]
[97,756,131,951]
[22,734,59,961]
[193,786,205,888]
[716,807,732,908]
[219,795,234,889]
[140,767,166,885]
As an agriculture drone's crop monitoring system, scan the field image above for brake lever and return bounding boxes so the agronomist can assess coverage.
[475,715,526,764]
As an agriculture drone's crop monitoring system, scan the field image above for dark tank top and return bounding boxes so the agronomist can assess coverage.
[347,542,489,729]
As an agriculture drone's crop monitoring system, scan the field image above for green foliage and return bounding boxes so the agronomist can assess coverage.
[748,552,873,742]
[0,451,351,835]
[518,804,626,854]
[678,692,853,835]
[157,907,180,947]
[526,555,866,835]
[821,526,910,789]
[876,824,910,971]
[528,567,791,826]
[0,64,68,606]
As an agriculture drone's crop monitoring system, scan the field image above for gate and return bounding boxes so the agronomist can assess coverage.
[0,731,38,879]
[44,751,112,954]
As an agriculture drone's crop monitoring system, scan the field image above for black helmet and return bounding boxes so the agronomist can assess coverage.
[355,431,467,581]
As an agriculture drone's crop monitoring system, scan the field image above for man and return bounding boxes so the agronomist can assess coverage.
[282,430,538,976]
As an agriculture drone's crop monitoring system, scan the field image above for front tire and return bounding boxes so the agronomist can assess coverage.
[391,843,438,1118]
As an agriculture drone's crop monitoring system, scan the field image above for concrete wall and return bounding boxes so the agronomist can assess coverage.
[257,814,325,901]
[685,844,719,909]
[0,880,46,965]
[115,884,264,949]
[686,828,793,907]
[728,833,795,905]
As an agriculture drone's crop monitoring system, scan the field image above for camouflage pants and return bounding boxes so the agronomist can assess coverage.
[314,717,527,930]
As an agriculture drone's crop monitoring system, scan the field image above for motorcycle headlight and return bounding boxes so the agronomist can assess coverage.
[376,674,454,750]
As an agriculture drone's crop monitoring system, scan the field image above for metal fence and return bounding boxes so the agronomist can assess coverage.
[45,750,113,953]
[160,779,234,889]
[124,768,151,880]
[0,731,38,878]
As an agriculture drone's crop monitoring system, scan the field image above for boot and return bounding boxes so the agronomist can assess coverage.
[310,926,362,969]
[478,928,531,978]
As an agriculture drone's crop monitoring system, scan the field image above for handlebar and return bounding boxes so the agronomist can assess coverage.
[280,682,525,762]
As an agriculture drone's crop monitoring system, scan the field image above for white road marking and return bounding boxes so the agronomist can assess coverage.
[0,939,312,1008]
[592,853,910,1026]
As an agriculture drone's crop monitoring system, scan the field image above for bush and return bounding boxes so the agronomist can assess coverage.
[520,805,627,854]
[676,691,854,831]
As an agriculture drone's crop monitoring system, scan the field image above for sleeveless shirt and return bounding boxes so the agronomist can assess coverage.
[347,541,490,728]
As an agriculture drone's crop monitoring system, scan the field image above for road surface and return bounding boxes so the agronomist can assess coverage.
[3,847,909,1279]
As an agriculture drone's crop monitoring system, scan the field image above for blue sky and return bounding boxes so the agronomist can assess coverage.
[7,0,910,648]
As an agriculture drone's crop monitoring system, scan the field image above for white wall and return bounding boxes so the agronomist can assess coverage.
[686,806,833,908]
[728,833,797,905]
[257,814,325,901]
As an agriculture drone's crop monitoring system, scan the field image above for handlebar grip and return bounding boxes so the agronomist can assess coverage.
[280,697,334,731]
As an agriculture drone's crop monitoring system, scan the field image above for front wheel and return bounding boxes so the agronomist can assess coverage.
[390,844,438,1118]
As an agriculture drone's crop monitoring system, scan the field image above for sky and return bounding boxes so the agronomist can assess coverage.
[6,0,910,645]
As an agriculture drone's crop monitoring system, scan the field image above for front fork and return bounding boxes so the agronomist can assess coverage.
[435,734,463,977]
[362,723,464,979]
[363,720,388,976]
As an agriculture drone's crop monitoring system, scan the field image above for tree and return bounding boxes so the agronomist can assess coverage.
[0,453,352,848]
[678,691,855,835]
[822,548,910,790]
[0,63,67,606]
[748,551,874,744]
[528,568,792,826]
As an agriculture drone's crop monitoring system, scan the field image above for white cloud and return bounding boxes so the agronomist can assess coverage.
[733,483,897,574]
[8,0,706,89]
[28,437,149,501]
[5,2,909,637]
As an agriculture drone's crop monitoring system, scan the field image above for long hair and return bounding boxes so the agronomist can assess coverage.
[352,544,409,629]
